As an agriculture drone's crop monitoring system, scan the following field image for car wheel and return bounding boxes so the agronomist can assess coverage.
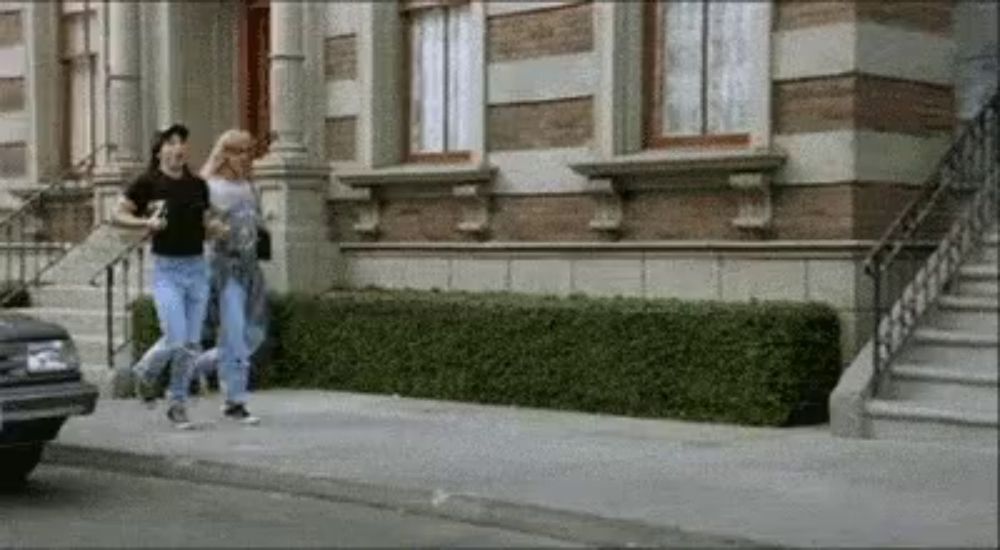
[0,443,44,489]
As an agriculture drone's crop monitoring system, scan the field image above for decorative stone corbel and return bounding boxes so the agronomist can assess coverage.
[352,188,381,238]
[453,183,491,237]
[728,172,772,231]
[588,177,624,238]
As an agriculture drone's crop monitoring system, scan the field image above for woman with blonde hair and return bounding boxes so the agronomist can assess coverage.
[195,128,269,425]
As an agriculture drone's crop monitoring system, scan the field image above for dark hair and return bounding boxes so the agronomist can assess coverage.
[146,123,190,174]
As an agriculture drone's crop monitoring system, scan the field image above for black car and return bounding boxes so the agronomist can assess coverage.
[0,313,98,487]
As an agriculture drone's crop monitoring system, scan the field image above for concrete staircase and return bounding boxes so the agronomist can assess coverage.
[9,224,150,392]
[864,230,999,445]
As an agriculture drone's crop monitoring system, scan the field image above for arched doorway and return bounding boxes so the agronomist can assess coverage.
[237,0,270,158]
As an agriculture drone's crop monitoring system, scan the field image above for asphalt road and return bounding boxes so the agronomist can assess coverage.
[0,465,578,548]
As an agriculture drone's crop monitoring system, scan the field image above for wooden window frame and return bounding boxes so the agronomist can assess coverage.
[642,1,751,150]
[401,0,474,164]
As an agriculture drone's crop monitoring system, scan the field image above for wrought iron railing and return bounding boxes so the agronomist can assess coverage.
[88,231,149,369]
[864,92,999,392]
[0,143,115,306]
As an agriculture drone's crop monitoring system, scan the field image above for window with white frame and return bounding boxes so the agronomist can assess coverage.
[646,0,763,148]
[404,0,474,160]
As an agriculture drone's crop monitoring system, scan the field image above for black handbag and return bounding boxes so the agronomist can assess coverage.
[252,183,271,261]
[256,226,271,261]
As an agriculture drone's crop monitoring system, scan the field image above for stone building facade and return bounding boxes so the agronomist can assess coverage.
[0,0,996,361]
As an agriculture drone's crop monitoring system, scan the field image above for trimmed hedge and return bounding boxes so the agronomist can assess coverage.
[133,290,841,426]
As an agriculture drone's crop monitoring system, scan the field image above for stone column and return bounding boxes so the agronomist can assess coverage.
[107,1,142,165]
[265,0,307,157]
[93,0,144,224]
[254,1,339,293]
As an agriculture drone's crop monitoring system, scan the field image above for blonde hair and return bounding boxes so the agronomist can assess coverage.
[200,129,255,181]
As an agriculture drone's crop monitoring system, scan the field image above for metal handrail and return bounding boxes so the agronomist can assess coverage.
[864,91,999,391]
[0,143,116,306]
[864,93,1000,273]
[89,233,149,370]
[0,143,114,227]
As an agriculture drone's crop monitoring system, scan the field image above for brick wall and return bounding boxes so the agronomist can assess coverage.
[491,195,595,241]
[330,182,939,243]
[775,75,954,135]
[776,0,951,33]
[324,30,357,162]
[0,142,26,177]
[325,117,357,162]
[0,76,23,113]
[378,197,463,241]
[0,10,21,48]
[487,1,593,63]
[488,97,592,151]
[324,34,357,81]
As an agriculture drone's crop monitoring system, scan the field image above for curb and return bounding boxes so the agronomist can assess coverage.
[45,443,776,549]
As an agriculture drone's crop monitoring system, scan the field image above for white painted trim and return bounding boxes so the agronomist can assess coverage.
[326,73,361,119]
[490,146,594,194]
[486,1,575,18]
[775,130,951,184]
[0,112,27,142]
[0,46,25,77]
[487,52,596,105]
[773,22,955,86]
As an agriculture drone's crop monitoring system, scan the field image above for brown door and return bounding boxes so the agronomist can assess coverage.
[237,0,270,158]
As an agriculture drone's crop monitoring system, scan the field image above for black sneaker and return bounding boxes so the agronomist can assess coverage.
[166,403,194,430]
[222,402,260,426]
[135,377,159,409]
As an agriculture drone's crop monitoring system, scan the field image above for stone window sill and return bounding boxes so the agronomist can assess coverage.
[569,147,785,179]
[336,163,496,189]
[336,163,497,238]
[569,148,786,237]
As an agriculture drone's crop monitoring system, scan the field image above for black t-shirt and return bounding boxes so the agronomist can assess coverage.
[125,168,210,257]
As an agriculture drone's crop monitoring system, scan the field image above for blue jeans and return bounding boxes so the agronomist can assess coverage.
[218,278,250,405]
[133,255,209,404]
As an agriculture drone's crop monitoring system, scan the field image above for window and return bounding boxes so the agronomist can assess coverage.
[645,1,761,148]
[403,0,474,161]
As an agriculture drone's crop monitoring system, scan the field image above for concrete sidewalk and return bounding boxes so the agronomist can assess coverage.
[49,390,997,548]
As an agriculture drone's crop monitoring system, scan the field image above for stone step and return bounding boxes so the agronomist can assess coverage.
[897,340,998,372]
[975,246,997,263]
[938,294,999,311]
[80,363,115,396]
[923,305,998,334]
[46,262,153,287]
[912,328,998,347]
[959,264,999,280]
[75,334,128,368]
[866,399,998,446]
[952,280,998,298]
[888,364,998,412]
[30,283,113,310]
[9,307,126,339]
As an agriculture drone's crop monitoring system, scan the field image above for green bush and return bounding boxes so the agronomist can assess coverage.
[133,290,841,426]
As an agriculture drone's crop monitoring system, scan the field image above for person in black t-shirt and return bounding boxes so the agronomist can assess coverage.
[112,123,226,430]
